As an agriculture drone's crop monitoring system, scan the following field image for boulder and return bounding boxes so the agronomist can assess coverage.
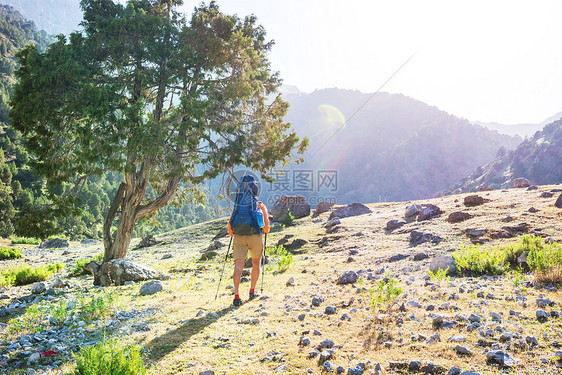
[464,195,484,206]
[31,282,46,295]
[514,177,530,188]
[429,255,457,275]
[486,350,516,368]
[313,202,335,216]
[386,220,405,230]
[40,238,69,248]
[555,193,562,208]
[447,211,472,223]
[540,192,554,198]
[410,230,443,246]
[405,204,421,218]
[328,203,371,220]
[139,280,164,296]
[336,270,359,285]
[136,235,159,249]
[270,195,311,221]
[87,259,164,286]
[418,204,442,221]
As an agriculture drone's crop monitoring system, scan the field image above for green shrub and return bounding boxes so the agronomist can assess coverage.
[10,236,41,245]
[0,247,22,260]
[7,304,46,334]
[452,245,507,276]
[369,278,403,313]
[78,293,115,323]
[280,211,295,227]
[0,262,64,287]
[73,338,146,375]
[428,267,450,283]
[276,250,293,273]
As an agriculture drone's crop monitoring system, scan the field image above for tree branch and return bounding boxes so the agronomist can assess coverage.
[135,175,182,219]
[103,182,126,260]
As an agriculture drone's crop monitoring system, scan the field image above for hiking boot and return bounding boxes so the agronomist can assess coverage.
[249,292,259,300]
[233,297,242,307]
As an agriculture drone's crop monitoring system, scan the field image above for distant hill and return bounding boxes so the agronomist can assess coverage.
[445,119,562,194]
[475,112,562,138]
[0,0,82,35]
[278,88,522,204]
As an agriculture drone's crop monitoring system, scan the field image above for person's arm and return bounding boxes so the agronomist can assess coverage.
[227,210,234,237]
[258,201,270,234]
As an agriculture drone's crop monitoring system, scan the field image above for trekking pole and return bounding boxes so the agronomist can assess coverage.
[260,233,267,295]
[215,236,233,301]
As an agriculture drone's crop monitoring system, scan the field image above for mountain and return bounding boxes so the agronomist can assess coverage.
[277,88,521,204]
[445,118,562,194]
[0,0,82,35]
[475,111,562,138]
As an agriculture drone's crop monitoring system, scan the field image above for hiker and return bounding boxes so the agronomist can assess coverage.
[228,175,269,307]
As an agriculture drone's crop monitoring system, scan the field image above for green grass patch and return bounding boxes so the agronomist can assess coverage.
[0,262,64,287]
[0,247,22,260]
[452,235,562,284]
[10,236,41,245]
[72,337,146,375]
[369,278,403,313]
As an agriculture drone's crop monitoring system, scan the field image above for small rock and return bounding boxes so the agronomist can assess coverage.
[429,255,457,275]
[323,360,335,372]
[389,253,409,262]
[299,337,311,346]
[536,309,549,322]
[405,204,421,218]
[468,314,481,323]
[536,298,555,307]
[413,252,429,261]
[464,195,484,206]
[555,193,562,208]
[448,367,462,375]
[449,336,467,343]
[199,371,215,375]
[336,270,358,285]
[448,211,472,223]
[161,254,173,259]
[486,350,516,367]
[514,177,530,188]
[298,314,306,321]
[386,220,405,230]
[286,277,295,287]
[28,352,40,363]
[312,297,324,307]
[31,282,46,295]
[456,345,472,355]
[540,192,554,198]
[139,280,164,296]
[325,305,337,315]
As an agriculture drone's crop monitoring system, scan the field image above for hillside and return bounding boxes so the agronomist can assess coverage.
[280,89,521,203]
[0,0,82,35]
[1,185,562,374]
[446,119,562,194]
[476,112,562,138]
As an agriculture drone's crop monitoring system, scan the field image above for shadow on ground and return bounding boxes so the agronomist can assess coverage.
[144,305,233,363]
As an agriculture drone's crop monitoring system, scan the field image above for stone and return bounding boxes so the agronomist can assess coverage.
[405,204,421,218]
[540,192,554,198]
[448,211,472,223]
[28,352,40,363]
[448,367,462,375]
[456,345,472,355]
[31,282,46,295]
[409,361,421,372]
[89,258,164,286]
[325,305,337,315]
[449,336,467,343]
[336,270,359,285]
[328,203,371,220]
[486,350,516,367]
[286,277,295,287]
[555,193,562,209]
[464,195,484,206]
[514,177,530,188]
[536,298,555,307]
[418,204,442,221]
[536,309,549,322]
[314,202,335,216]
[312,297,324,307]
[388,254,409,262]
[299,337,311,346]
[199,371,215,375]
[324,217,341,229]
[322,360,335,372]
[81,239,99,245]
[410,230,443,246]
[139,280,164,296]
[386,220,405,230]
[413,252,429,261]
[468,314,481,323]
[40,237,69,248]
[50,278,69,289]
[429,255,457,275]
[465,228,486,237]
[320,350,335,361]
[137,235,159,248]
[319,338,335,349]
[270,195,311,221]
[161,253,173,259]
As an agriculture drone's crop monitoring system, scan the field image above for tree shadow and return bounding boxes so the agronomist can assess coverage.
[144,305,233,363]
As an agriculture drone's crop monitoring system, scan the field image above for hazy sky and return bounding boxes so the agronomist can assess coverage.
[176,0,561,124]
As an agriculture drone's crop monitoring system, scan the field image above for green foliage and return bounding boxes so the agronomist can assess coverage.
[0,261,63,287]
[10,236,40,244]
[369,278,403,313]
[70,252,104,277]
[0,246,21,260]
[73,338,146,375]
[452,236,562,284]
[428,267,450,283]
[7,303,45,334]
[78,293,115,323]
[280,211,295,227]
[276,249,293,273]
[452,245,507,276]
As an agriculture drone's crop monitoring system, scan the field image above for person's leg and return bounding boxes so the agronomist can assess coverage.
[233,258,245,296]
[250,257,260,291]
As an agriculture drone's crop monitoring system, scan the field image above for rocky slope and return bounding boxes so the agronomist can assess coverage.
[1,185,562,374]
[446,119,562,195]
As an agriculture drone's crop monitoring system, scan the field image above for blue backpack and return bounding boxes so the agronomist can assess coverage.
[229,175,265,235]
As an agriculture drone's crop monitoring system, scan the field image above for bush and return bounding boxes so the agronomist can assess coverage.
[0,262,64,287]
[73,338,146,375]
[276,250,293,273]
[280,211,295,227]
[78,293,115,323]
[452,245,507,276]
[369,278,403,313]
[0,246,22,260]
[10,236,41,245]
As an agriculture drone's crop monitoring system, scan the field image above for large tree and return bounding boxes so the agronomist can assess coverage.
[10,0,306,284]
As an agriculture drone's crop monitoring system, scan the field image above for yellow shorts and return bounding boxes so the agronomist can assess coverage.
[233,234,264,260]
